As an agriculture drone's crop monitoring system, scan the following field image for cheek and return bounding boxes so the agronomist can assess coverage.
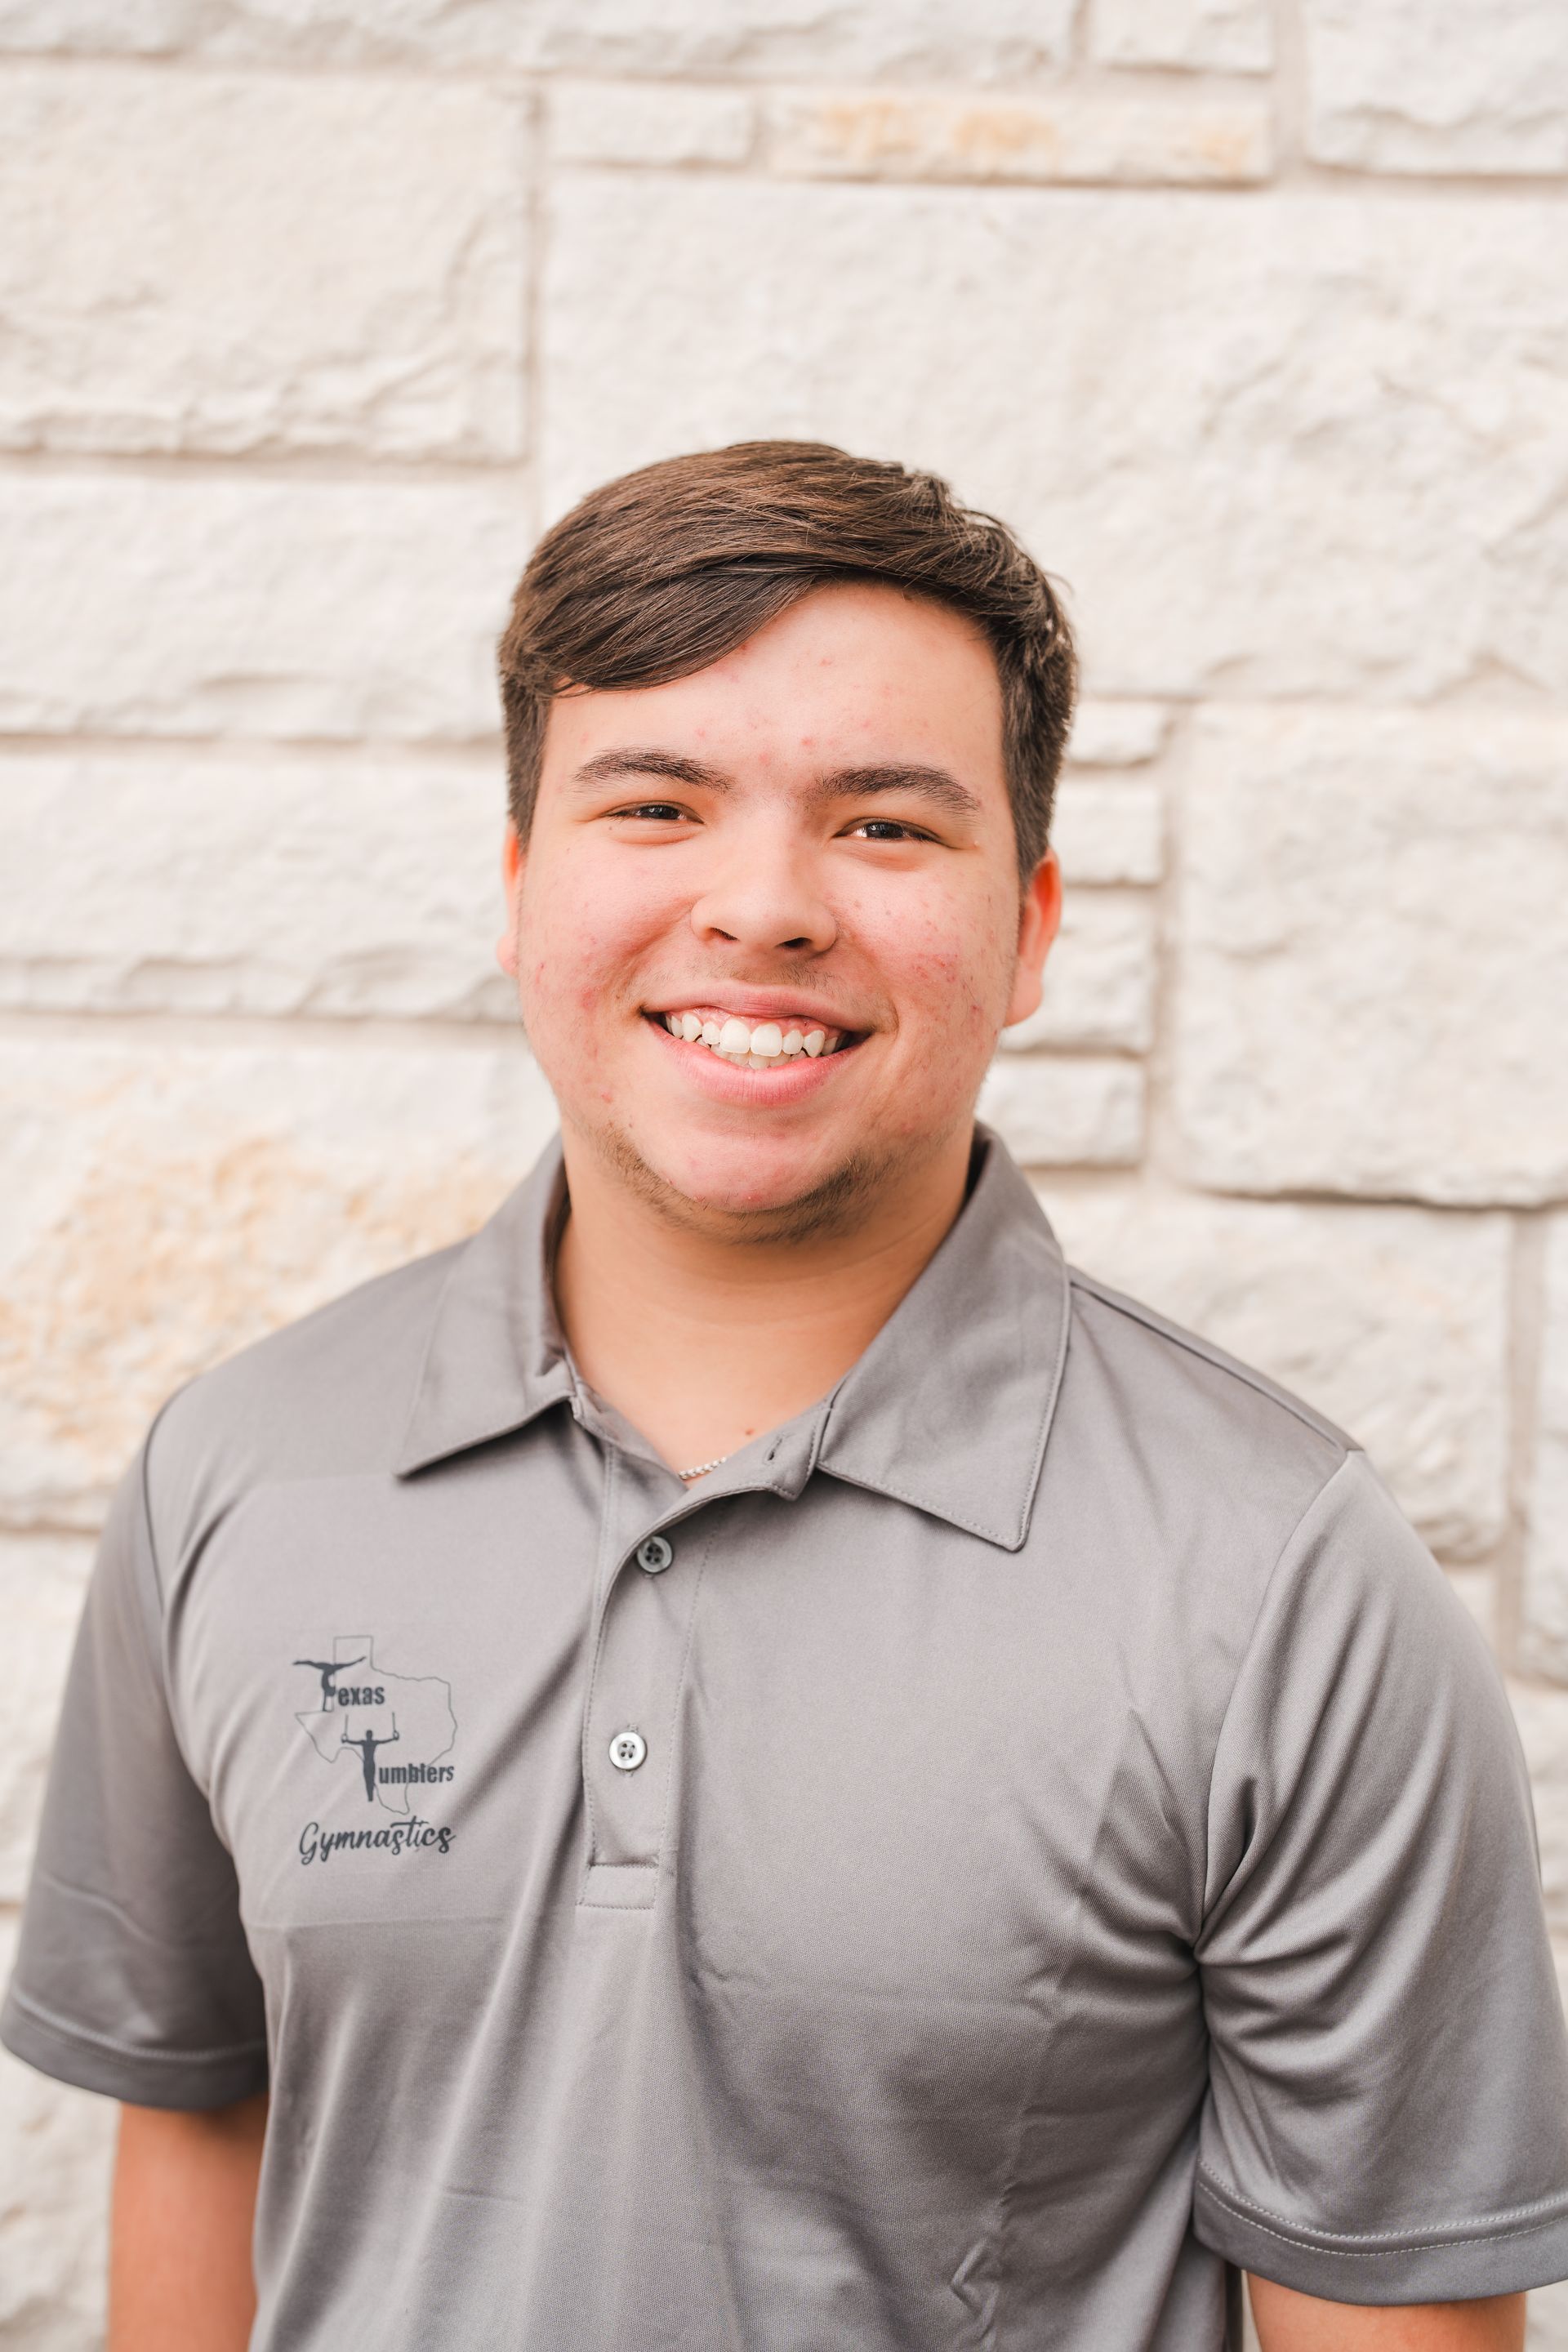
[855,882,1013,1046]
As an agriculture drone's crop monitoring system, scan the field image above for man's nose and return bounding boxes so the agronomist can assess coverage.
[687,830,838,958]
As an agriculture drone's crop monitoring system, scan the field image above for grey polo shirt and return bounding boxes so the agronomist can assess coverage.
[7,1131,1568,2350]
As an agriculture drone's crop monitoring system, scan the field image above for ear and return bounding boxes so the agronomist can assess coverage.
[496,822,524,979]
[1003,849,1063,1030]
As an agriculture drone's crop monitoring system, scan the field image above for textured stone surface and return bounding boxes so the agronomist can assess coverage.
[0,69,527,458]
[0,1917,112,2352]
[0,1539,93,1904]
[0,0,1076,77]
[1508,1681,1568,1936]
[978,1057,1143,1169]
[1040,1181,1511,1559]
[1306,0,1568,176]
[0,1038,559,1527]
[0,752,510,1019]
[543,176,1568,699]
[1174,707,1568,1205]
[767,88,1270,185]
[551,78,755,167]
[1051,781,1163,884]
[1533,2278,1568,2351]
[1524,1217,1568,1677]
[1092,0,1272,74]
[1001,893,1155,1053]
[0,475,522,740]
[1065,703,1171,767]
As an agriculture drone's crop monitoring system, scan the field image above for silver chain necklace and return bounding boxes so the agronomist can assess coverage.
[677,1452,732,1482]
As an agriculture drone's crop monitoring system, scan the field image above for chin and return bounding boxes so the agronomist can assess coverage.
[595,1118,887,1239]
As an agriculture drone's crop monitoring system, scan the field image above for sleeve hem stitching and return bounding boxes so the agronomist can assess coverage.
[7,1984,268,2068]
[1197,2164,1568,2252]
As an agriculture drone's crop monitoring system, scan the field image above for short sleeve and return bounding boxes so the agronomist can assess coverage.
[0,1439,269,2109]
[1194,1450,1568,2302]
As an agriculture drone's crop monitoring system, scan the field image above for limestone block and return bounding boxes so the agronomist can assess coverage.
[551,80,755,167]
[1535,2278,1568,2351]
[0,1539,93,1904]
[0,68,527,459]
[1092,0,1273,72]
[0,751,512,1020]
[0,1037,560,1528]
[1051,781,1163,884]
[3,0,1075,78]
[1066,703,1171,767]
[542,176,1568,699]
[1508,1682,1568,1935]
[1000,893,1156,1052]
[767,88,1270,185]
[1523,1216,1568,1678]
[1174,706,1568,1205]
[1305,0,1568,176]
[1039,1180,1510,1559]
[0,475,523,740]
[978,1058,1144,1169]
[0,1918,112,2352]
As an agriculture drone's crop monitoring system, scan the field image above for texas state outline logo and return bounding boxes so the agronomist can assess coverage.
[290,1635,458,1865]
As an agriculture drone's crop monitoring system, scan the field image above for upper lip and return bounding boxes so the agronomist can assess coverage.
[644,991,866,1031]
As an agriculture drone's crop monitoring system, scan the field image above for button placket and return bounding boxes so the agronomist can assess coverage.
[580,1501,712,1908]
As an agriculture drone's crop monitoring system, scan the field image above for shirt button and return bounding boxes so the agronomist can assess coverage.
[636,1535,674,1575]
[609,1730,647,1772]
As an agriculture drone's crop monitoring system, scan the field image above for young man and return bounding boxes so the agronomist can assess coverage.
[5,443,1566,2352]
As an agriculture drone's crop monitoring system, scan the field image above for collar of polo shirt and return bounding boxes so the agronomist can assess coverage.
[393,1128,1070,1552]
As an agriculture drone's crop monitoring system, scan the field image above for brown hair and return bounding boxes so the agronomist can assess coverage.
[497,440,1076,875]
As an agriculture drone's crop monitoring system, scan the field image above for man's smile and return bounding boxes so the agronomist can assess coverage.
[647,1005,855,1069]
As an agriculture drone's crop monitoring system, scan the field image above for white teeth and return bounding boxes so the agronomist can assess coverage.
[659,1011,844,1063]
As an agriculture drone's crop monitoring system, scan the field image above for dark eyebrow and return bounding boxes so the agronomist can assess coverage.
[570,748,732,793]
[812,764,983,822]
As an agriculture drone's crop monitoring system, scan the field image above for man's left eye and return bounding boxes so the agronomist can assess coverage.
[851,819,926,842]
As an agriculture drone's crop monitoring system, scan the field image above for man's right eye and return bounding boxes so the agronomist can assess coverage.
[618,802,688,822]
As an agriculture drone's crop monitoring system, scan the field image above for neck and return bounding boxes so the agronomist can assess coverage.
[552,1126,973,1477]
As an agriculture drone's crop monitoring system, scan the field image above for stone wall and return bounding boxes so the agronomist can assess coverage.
[1,2,1565,2341]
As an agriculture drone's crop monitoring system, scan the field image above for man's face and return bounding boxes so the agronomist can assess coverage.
[500,581,1060,1234]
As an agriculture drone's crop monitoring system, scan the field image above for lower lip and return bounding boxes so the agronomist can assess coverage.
[642,1018,861,1104]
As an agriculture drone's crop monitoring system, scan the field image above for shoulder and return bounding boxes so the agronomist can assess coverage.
[142,1239,466,1566]
[1051,1263,1360,1600]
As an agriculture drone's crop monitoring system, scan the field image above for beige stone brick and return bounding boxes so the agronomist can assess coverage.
[542,178,1568,699]
[1000,893,1156,1053]
[1532,2281,1568,2350]
[1040,1181,1510,1559]
[1306,0,1568,176]
[1051,781,1164,884]
[551,79,755,167]
[0,69,527,460]
[978,1057,1144,1168]
[1066,703,1172,767]
[0,0,1076,78]
[0,1917,112,2351]
[1523,1215,1568,1679]
[1508,1681,1568,1935]
[0,1538,92,1904]
[767,88,1271,185]
[0,474,523,740]
[0,751,511,1020]
[1174,707,1568,1205]
[0,1036,559,1527]
[1092,0,1273,73]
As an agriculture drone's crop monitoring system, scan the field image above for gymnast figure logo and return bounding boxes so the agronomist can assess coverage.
[292,1636,456,1817]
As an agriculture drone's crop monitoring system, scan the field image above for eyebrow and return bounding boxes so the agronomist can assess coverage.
[570,748,732,792]
[808,764,982,822]
[572,749,982,822]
